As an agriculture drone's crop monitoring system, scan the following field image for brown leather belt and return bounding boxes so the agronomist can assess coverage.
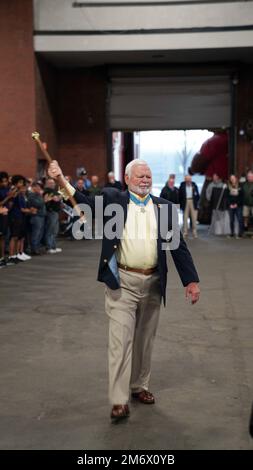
[117,263,158,276]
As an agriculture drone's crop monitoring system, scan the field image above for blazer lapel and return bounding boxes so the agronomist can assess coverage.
[121,190,130,226]
[150,194,161,242]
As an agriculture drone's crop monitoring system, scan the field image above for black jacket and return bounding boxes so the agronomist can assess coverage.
[179,182,200,211]
[160,185,179,204]
[227,186,243,207]
[104,181,123,191]
[73,188,199,305]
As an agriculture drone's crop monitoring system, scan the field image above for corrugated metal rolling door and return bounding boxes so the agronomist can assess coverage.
[109,75,231,130]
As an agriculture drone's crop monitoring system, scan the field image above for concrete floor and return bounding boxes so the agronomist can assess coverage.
[0,229,253,450]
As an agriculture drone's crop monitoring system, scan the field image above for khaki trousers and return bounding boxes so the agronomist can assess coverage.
[105,268,161,405]
[183,199,197,235]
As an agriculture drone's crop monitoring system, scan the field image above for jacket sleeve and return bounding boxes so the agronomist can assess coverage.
[59,182,97,212]
[73,189,96,211]
[170,232,200,286]
[178,184,184,209]
[160,187,166,199]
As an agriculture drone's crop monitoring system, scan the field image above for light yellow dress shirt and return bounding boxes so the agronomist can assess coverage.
[59,184,158,268]
[116,192,158,269]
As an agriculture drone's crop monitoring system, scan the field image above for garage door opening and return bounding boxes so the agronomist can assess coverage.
[136,129,214,196]
[109,71,233,186]
[112,129,214,196]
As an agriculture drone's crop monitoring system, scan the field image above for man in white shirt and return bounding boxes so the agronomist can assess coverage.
[48,159,200,421]
[179,175,200,239]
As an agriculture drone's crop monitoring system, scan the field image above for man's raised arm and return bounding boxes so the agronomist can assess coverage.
[48,160,95,209]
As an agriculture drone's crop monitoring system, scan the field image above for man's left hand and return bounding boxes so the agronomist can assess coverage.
[185,282,200,305]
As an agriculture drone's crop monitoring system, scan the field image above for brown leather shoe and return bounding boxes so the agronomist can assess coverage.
[131,390,155,404]
[110,404,130,421]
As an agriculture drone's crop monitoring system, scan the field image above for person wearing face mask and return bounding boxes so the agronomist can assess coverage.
[48,159,200,422]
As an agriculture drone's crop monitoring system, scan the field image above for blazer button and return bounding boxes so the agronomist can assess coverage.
[113,245,117,249]
[104,259,107,263]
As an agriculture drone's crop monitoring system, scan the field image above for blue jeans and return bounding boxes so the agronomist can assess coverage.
[30,216,45,252]
[45,211,59,250]
[229,207,243,236]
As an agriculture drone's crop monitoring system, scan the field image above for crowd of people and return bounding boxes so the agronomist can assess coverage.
[159,129,253,239]
[1,160,252,270]
[159,170,253,239]
[0,169,122,269]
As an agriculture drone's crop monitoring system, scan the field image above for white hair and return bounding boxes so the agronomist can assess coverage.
[124,160,150,178]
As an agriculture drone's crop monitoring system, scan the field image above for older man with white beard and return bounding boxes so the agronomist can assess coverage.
[48,159,200,421]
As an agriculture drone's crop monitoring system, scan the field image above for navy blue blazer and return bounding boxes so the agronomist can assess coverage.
[73,188,199,305]
[179,182,200,211]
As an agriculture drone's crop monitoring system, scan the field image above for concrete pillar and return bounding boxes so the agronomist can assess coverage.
[236,66,253,175]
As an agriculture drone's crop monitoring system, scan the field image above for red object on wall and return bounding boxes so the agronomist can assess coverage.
[199,131,229,180]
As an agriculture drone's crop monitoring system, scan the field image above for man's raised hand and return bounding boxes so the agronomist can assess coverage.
[48,160,63,180]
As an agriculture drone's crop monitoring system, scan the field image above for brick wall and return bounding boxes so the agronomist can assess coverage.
[0,0,37,178]
[57,68,107,185]
[1,0,252,182]
[35,57,58,168]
